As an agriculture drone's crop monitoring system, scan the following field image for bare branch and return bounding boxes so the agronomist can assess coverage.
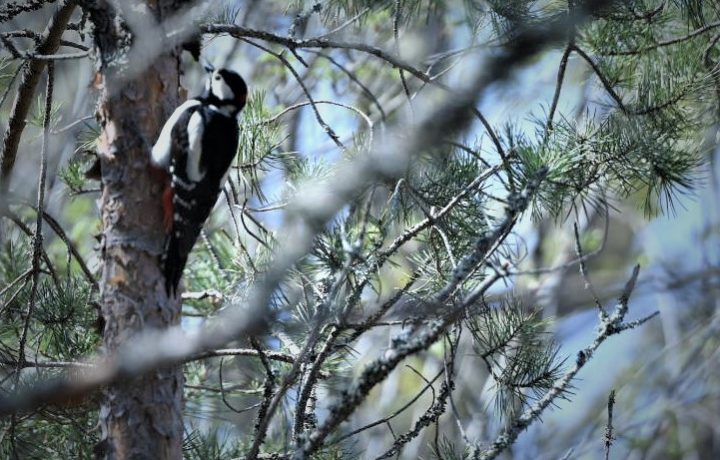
[242,38,346,150]
[604,389,616,460]
[572,45,627,112]
[546,43,573,135]
[189,348,295,365]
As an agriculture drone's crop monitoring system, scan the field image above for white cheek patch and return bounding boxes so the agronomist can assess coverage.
[211,74,234,101]
[151,100,202,169]
[185,111,205,182]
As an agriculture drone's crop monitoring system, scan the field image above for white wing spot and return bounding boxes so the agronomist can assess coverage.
[151,99,202,169]
[186,111,205,181]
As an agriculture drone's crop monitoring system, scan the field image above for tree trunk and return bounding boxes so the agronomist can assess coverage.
[88,1,185,458]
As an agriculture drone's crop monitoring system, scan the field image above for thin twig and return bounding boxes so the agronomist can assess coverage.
[309,51,387,121]
[262,100,373,132]
[292,326,342,440]
[546,43,573,136]
[473,266,656,460]
[574,222,607,319]
[378,162,506,262]
[393,0,411,101]
[6,200,96,288]
[0,61,26,109]
[604,389,616,460]
[1,29,88,50]
[189,348,295,364]
[1,358,94,369]
[3,211,60,286]
[21,50,90,60]
[471,109,515,191]
[572,45,627,112]
[242,38,345,151]
[332,367,444,446]
[218,357,253,414]
[15,61,53,387]
[605,20,720,56]
[246,317,324,460]
[373,333,460,459]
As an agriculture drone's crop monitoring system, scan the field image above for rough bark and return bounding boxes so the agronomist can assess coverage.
[87,1,186,458]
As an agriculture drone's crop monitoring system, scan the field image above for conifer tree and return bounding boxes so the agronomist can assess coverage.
[0,0,717,458]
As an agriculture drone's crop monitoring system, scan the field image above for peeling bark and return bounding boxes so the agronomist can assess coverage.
[86,1,187,458]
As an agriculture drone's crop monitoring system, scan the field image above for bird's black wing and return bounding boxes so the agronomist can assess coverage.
[162,106,203,296]
[162,106,239,296]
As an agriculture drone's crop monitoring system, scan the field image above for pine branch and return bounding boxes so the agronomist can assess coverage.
[0,0,613,422]
[5,198,97,288]
[2,211,60,286]
[0,0,57,23]
[0,0,76,194]
[0,29,88,50]
[604,19,720,56]
[294,268,506,459]
[15,60,53,387]
[472,266,657,460]
[373,337,459,459]
[295,171,545,458]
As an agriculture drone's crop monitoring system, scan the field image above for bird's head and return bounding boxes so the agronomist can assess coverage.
[203,65,248,116]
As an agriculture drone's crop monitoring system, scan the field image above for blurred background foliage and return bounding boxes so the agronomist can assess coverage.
[0,0,719,458]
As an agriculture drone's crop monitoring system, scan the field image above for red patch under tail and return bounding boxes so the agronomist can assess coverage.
[162,182,174,233]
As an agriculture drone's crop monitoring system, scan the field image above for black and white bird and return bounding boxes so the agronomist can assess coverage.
[150,66,248,296]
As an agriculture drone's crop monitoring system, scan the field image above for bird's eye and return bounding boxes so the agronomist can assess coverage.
[214,75,221,81]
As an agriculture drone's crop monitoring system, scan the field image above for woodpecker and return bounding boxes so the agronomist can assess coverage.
[151,66,248,297]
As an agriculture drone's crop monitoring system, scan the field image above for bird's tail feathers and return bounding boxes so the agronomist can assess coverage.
[162,233,188,298]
